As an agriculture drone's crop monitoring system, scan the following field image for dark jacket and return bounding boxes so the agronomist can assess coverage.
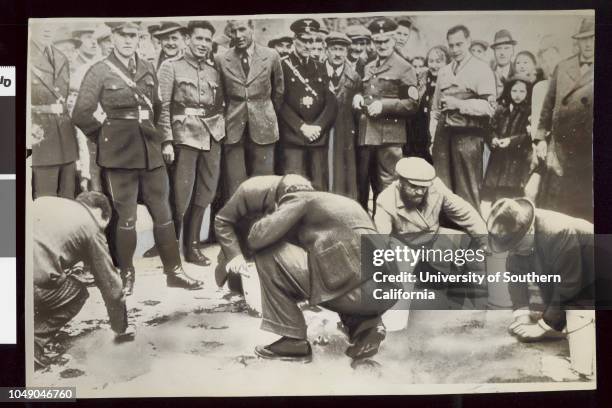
[216,44,284,145]
[483,102,533,199]
[247,191,397,304]
[357,52,419,146]
[507,209,594,331]
[33,197,127,333]
[535,55,594,221]
[329,63,361,199]
[73,51,163,170]
[278,52,337,147]
[30,42,78,166]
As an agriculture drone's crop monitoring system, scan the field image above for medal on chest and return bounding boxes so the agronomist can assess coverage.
[301,95,314,108]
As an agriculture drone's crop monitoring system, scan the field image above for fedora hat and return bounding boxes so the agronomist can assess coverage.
[572,17,595,39]
[487,198,535,253]
[153,22,186,38]
[491,29,517,48]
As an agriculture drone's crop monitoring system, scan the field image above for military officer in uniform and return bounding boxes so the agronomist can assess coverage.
[278,19,337,191]
[73,21,203,294]
[535,18,594,222]
[216,19,285,196]
[352,17,419,212]
[30,24,79,199]
[157,20,226,266]
[325,32,361,199]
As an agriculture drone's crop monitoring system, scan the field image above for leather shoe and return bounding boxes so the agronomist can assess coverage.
[185,247,211,266]
[255,337,312,362]
[345,324,386,360]
[120,267,135,296]
[166,268,204,290]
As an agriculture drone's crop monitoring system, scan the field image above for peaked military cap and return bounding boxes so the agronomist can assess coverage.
[290,18,321,35]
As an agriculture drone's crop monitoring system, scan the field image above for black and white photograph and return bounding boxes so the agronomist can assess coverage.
[25,9,596,398]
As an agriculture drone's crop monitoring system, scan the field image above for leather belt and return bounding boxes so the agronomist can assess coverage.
[174,106,216,118]
[106,107,150,121]
[31,103,66,115]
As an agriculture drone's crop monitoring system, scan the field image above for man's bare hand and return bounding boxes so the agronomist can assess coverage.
[226,254,248,275]
[367,100,383,117]
[535,140,548,161]
[352,94,365,110]
[162,143,175,164]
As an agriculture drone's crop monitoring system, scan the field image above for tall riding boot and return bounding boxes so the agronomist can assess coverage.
[184,205,211,266]
[120,267,135,296]
[154,222,204,290]
[115,225,137,294]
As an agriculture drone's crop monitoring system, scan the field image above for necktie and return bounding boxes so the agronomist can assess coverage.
[44,46,53,65]
[128,58,136,78]
[331,69,341,87]
[240,51,250,77]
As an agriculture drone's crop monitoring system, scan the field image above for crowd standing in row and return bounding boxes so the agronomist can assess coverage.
[29,16,595,371]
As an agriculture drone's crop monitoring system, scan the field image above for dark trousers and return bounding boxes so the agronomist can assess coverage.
[223,131,275,197]
[87,139,103,192]
[432,126,484,212]
[280,145,328,191]
[255,242,392,340]
[173,143,221,218]
[32,162,76,199]
[104,166,179,272]
[357,144,403,211]
[34,277,89,349]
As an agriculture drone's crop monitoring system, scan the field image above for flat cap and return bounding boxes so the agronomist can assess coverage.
[345,24,371,40]
[368,17,398,37]
[71,25,95,38]
[290,18,320,35]
[153,21,186,38]
[487,198,535,253]
[325,31,351,47]
[397,17,413,29]
[106,21,141,33]
[53,26,81,46]
[146,23,162,35]
[395,157,436,186]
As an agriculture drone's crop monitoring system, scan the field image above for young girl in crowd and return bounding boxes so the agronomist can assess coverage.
[482,75,535,202]
[513,50,544,84]
[406,45,450,163]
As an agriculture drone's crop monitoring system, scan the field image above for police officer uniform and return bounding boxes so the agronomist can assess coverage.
[278,19,337,191]
[355,18,419,212]
[30,39,78,199]
[157,21,225,266]
[73,21,203,294]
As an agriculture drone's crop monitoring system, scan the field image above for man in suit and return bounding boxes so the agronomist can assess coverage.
[73,22,203,294]
[278,18,337,191]
[157,20,226,266]
[325,32,361,199]
[245,179,399,362]
[535,18,594,222]
[352,17,419,212]
[487,197,594,376]
[216,19,285,196]
[375,157,489,304]
[33,192,132,369]
[213,174,310,293]
[30,24,79,199]
[431,25,497,212]
[490,30,517,97]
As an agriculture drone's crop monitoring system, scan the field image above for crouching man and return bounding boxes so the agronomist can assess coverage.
[33,192,133,369]
[374,157,490,307]
[240,178,399,362]
[487,198,595,377]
